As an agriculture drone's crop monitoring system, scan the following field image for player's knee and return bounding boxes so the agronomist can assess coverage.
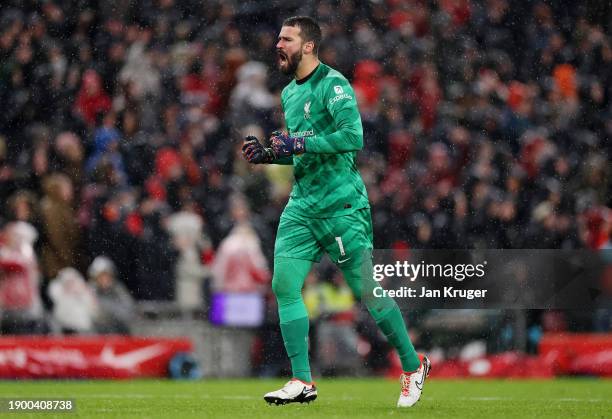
[271,274,297,300]
[271,275,283,298]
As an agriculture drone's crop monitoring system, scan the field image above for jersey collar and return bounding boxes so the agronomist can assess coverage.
[296,63,321,85]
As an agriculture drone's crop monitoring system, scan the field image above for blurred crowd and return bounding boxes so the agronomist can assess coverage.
[0,0,610,342]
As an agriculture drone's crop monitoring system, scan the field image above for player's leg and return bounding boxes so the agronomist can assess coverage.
[338,252,430,406]
[318,209,429,406]
[264,211,320,405]
[338,248,421,373]
[272,256,313,383]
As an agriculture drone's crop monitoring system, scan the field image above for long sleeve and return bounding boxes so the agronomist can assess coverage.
[305,78,363,154]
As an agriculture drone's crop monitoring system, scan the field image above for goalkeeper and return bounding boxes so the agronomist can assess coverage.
[242,16,430,408]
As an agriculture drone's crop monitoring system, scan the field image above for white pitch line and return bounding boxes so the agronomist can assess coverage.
[447,397,611,403]
[458,397,509,401]
[555,398,611,403]
[37,393,260,400]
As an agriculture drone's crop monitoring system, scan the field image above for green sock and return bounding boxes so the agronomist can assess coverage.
[375,305,420,372]
[272,257,313,382]
[339,251,420,373]
[280,316,312,383]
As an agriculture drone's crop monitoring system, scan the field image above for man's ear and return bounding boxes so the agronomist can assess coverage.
[303,40,315,55]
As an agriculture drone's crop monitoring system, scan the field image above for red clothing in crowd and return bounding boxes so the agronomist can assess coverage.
[74,70,112,127]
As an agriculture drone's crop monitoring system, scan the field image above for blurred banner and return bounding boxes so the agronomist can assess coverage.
[390,333,612,378]
[0,336,192,378]
[368,249,612,309]
[539,333,612,376]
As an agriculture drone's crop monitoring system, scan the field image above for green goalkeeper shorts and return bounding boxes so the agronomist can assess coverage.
[274,207,373,263]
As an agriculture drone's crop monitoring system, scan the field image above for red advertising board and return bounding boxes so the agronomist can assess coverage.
[539,333,612,376]
[0,336,193,378]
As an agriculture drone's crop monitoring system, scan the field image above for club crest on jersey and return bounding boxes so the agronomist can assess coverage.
[304,101,311,119]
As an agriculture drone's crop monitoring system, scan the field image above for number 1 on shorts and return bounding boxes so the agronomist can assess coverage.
[335,236,346,256]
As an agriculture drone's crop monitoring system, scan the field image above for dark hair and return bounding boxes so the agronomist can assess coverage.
[282,16,322,54]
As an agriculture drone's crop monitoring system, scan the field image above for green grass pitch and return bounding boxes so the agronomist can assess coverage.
[1,378,610,418]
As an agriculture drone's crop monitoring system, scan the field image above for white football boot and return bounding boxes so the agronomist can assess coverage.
[264,378,317,405]
[397,354,431,408]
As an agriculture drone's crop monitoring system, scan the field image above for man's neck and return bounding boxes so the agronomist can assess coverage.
[295,57,320,81]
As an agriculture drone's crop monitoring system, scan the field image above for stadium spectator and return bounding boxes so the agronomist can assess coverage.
[48,267,99,334]
[87,256,134,334]
[166,206,211,311]
[52,132,85,194]
[133,203,177,300]
[85,114,129,186]
[0,221,47,334]
[229,61,278,131]
[5,190,42,240]
[39,173,80,279]
[74,70,112,128]
[211,194,270,293]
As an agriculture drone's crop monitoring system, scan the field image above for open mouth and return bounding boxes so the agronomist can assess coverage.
[277,51,287,64]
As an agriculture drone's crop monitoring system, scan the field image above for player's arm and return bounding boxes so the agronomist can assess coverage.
[267,78,363,157]
[306,78,363,154]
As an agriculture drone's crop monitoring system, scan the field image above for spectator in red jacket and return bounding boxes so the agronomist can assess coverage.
[74,69,112,127]
[0,221,47,334]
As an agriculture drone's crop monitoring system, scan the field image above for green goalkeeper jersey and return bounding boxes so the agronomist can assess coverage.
[279,62,370,218]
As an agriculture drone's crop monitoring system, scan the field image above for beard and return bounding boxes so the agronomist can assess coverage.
[278,49,302,76]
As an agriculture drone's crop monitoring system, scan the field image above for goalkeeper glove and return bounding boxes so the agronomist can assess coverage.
[242,136,275,164]
[269,130,306,158]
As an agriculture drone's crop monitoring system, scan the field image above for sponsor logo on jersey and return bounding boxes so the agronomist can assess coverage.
[328,93,353,105]
[304,101,311,119]
[290,130,314,137]
[334,85,344,94]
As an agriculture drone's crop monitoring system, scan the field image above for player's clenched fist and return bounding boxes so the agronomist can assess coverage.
[269,130,305,158]
[242,135,274,164]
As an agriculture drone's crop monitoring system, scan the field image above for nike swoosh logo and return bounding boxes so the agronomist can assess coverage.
[337,257,351,264]
[415,361,429,390]
[415,373,425,390]
[302,387,317,396]
[100,344,167,370]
